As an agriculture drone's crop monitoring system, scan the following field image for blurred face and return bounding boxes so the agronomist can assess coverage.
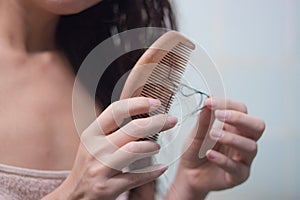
[30,0,103,15]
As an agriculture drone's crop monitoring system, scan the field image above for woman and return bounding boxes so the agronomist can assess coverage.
[0,0,265,199]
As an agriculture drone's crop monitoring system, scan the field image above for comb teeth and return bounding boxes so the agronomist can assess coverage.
[134,42,193,142]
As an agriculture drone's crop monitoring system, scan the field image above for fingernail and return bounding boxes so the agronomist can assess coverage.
[210,129,223,139]
[206,98,217,108]
[148,164,168,173]
[156,143,161,150]
[149,99,161,111]
[167,115,178,125]
[206,150,216,159]
[157,164,168,173]
[215,110,227,120]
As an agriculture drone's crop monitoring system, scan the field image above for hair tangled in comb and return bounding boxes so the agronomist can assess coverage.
[56,0,177,108]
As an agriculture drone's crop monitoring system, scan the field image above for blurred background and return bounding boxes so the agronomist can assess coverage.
[172,0,300,199]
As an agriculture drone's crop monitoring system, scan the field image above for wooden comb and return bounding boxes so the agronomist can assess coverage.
[120,31,195,141]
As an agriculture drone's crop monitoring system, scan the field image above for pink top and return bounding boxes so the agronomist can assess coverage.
[0,163,129,200]
[0,163,69,200]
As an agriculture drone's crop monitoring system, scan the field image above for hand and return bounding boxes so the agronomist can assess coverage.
[166,97,265,200]
[43,97,177,200]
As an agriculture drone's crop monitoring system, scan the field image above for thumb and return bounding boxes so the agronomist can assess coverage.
[110,164,167,194]
[181,107,214,164]
[193,107,214,141]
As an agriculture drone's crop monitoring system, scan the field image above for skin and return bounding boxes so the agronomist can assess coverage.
[0,0,265,199]
[165,98,265,199]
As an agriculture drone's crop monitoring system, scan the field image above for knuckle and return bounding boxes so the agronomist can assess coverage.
[223,110,231,121]
[241,104,248,114]
[128,97,150,114]
[227,168,250,188]
[110,101,119,110]
[257,120,266,133]
[87,164,104,178]
[235,166,250,185]
[230,111,242,123]
[93,182,112,197]
[226,133,236,145]
[109,101,123,115]
[249,142,258,155]
[152,113,166,120]
[146,171,158,180]
[225,158,233,169]
[241,169,250,183]
[132,117,151,127]
[226,177,237,188]
[135,97,150,108]
[228,111,245,124]
[129,174,145,187]
[141,172,156,184]
[123,142,139,153]
[133,97,149,108]
[123,142,147,154]
[219,156,228,166]
[228,98,248,113]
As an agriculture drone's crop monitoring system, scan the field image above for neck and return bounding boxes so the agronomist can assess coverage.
[0,0,59,53]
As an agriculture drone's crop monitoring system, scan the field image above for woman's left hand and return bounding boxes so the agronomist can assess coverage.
[165,97,265,200]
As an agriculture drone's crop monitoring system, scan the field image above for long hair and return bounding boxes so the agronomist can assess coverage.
[56,0,177,108]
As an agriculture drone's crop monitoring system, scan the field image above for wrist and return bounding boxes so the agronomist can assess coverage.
[164,168,208,200]
[42,175,76,200]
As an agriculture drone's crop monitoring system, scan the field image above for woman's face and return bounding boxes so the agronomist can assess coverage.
[30,0,103,15]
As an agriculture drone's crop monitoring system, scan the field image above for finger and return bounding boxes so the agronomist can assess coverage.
[192,107,214,141]
[205,97,248,113]
[210,129,258,164]
[182,107,214,162]
[103,141,161,175]
[206,150,250,186]
[107,114,177,147]
[214,110,265,140]
[110,164,168,194]
[94,97,162,135]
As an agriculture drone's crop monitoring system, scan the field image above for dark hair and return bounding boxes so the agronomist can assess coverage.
[56,0,176,109]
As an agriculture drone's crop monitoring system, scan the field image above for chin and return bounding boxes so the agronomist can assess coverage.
[35,0,103,15]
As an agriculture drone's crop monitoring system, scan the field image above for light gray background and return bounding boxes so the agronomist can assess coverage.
[173,0,300,199]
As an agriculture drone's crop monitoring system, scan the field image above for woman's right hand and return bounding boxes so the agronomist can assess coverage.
[44,97,177,200]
